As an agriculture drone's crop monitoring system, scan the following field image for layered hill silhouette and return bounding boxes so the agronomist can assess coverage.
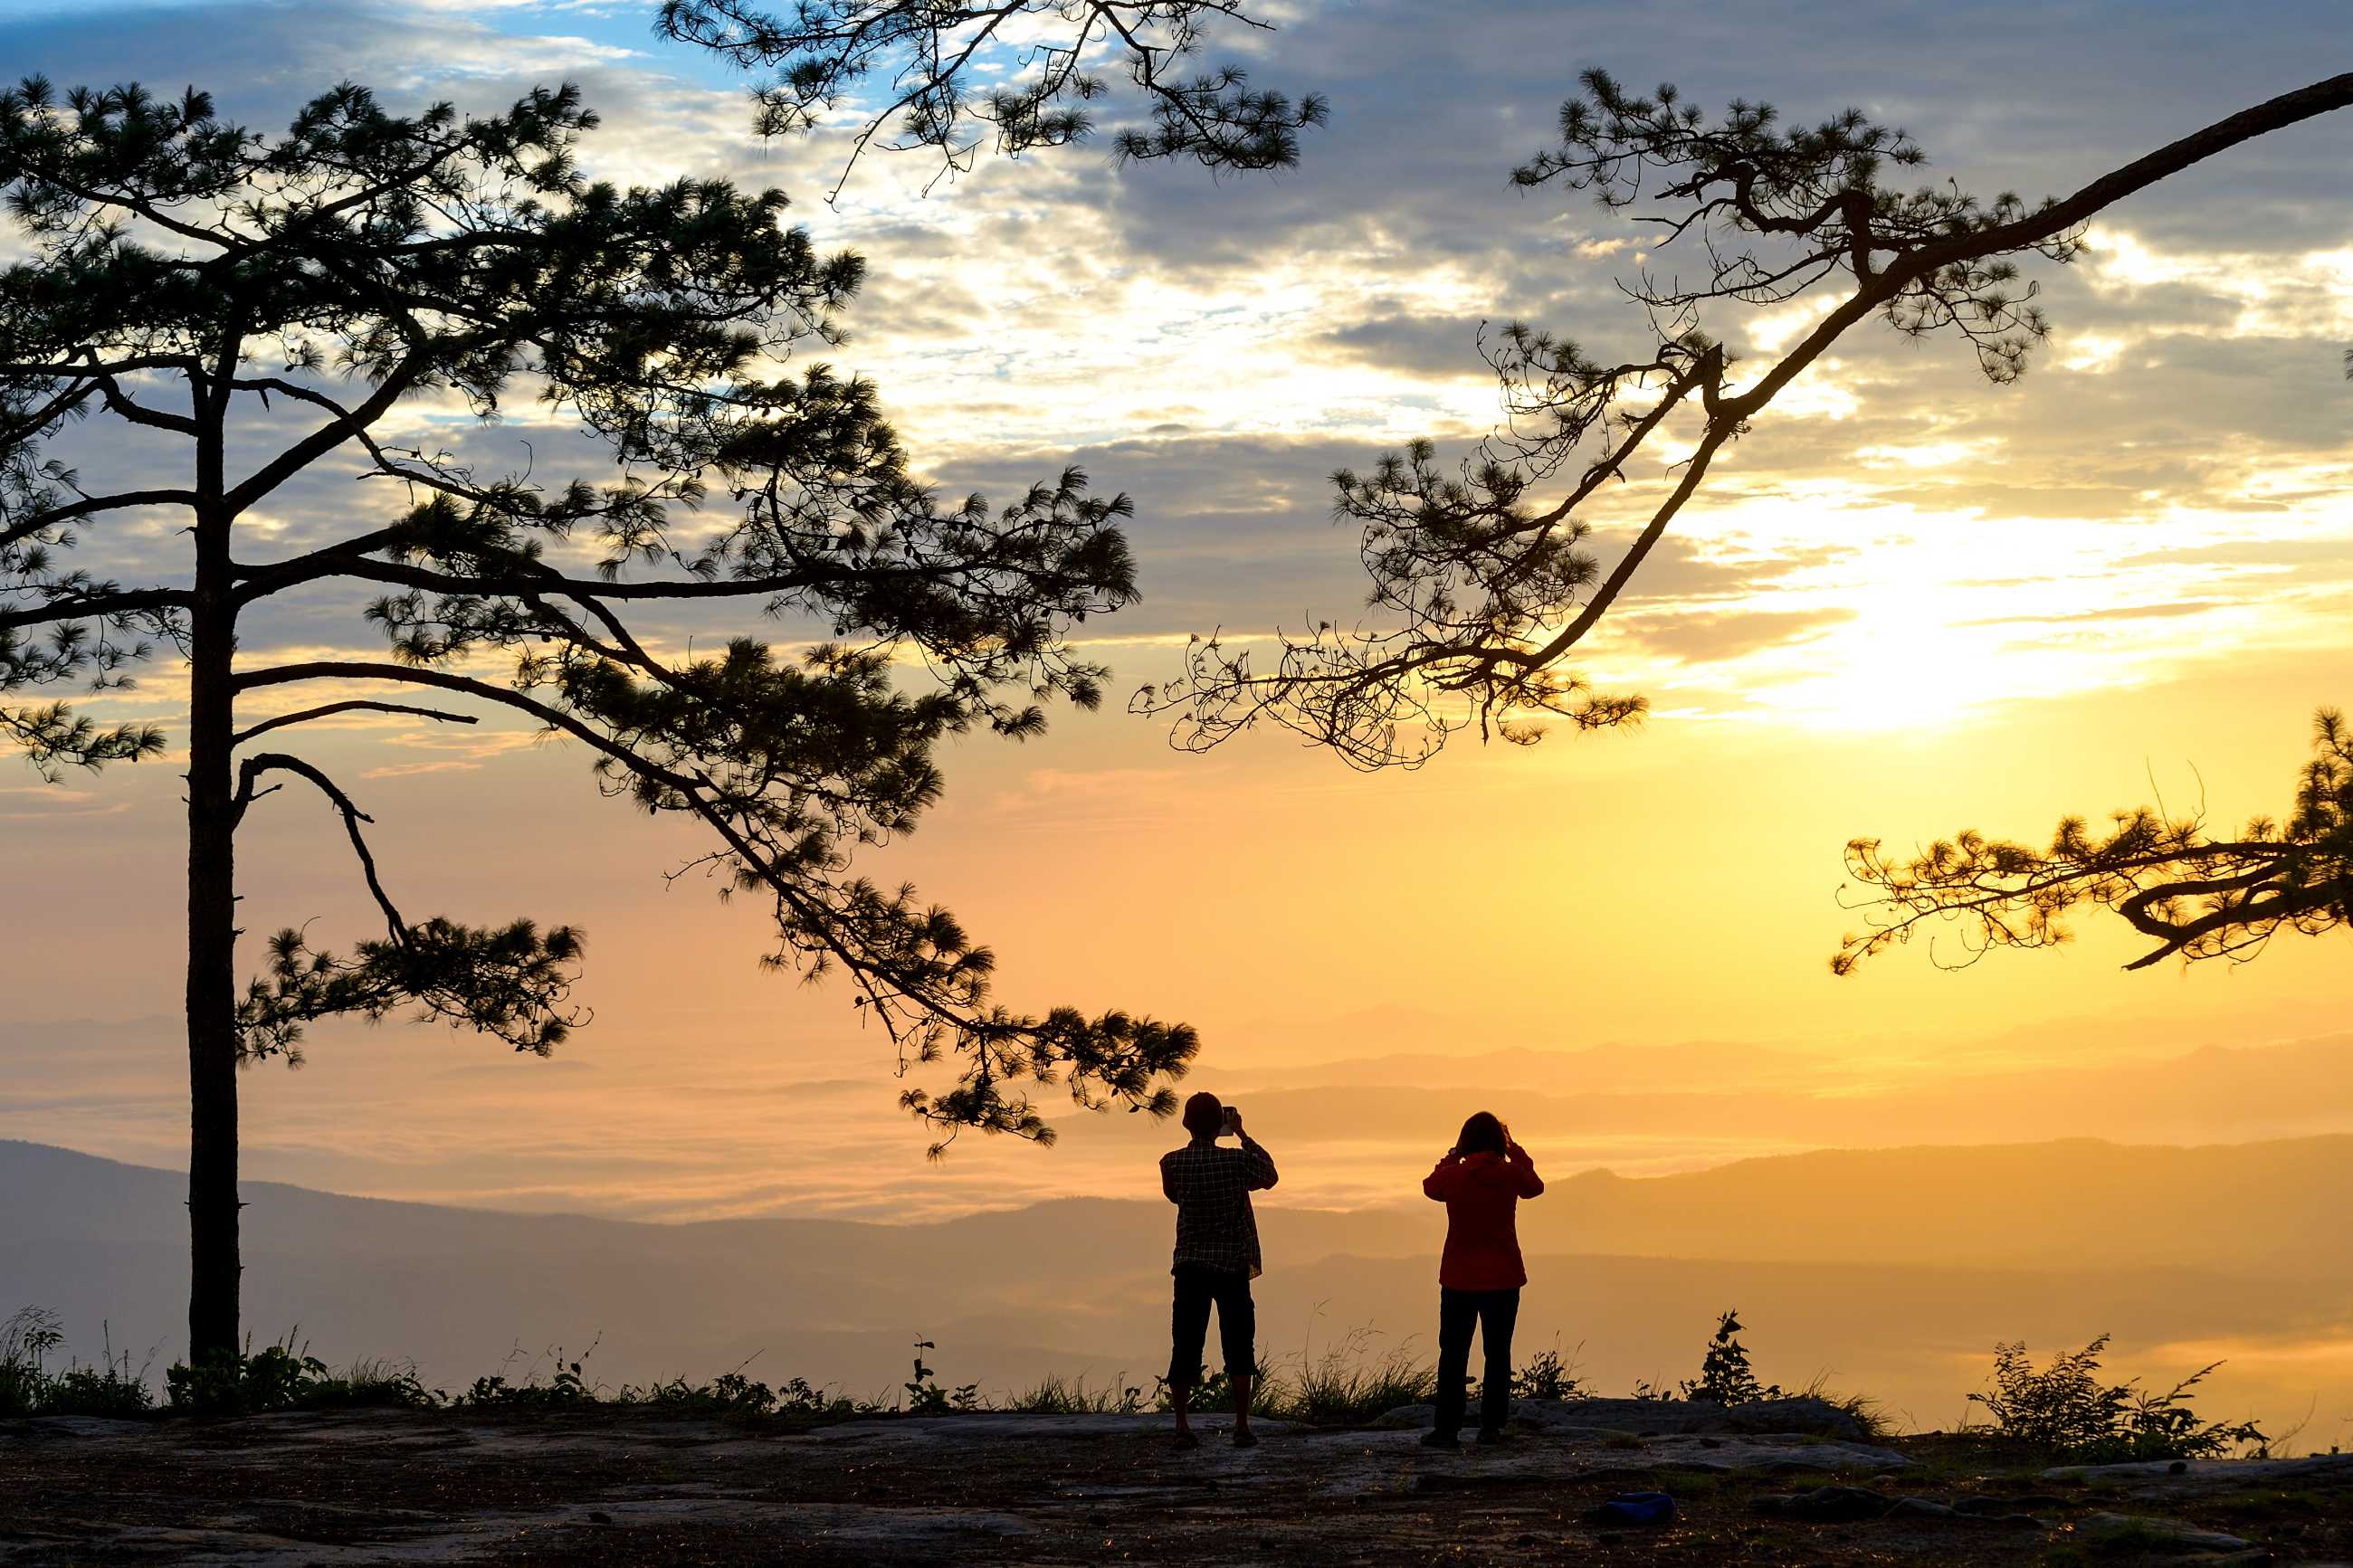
[7,1136,2353,1435]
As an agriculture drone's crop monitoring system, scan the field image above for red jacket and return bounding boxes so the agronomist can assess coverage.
[1424,1145,1544,1290]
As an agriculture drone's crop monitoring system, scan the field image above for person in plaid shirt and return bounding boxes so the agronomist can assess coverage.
[1160,1090,1279,1449]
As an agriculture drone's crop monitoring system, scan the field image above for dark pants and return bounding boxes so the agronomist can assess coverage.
[1434,1286,1520,1435]
[1168,1264,1255,1390]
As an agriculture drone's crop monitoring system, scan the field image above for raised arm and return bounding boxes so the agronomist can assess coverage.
[1160,1153,1183,1204]
[1506,1140,1545,1199]
[1423,1153,1461,1202]
[1242,1135,1279,1192]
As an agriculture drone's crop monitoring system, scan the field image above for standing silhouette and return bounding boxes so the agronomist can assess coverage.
[1160,1091,1279,1449]
[1422,1111,1544,1448]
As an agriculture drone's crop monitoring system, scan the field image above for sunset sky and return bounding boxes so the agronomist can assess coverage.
[4,0,2351,1228]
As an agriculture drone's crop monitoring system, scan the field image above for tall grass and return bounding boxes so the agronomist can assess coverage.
[1005,1374,1148,1415]
[1,1307,154,1417]
[1255,1326,1436,1425]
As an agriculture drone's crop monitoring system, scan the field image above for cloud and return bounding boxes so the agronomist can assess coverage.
[7,0,2352,743]
[1624,606,1857,664]
[1313,311,1499,378]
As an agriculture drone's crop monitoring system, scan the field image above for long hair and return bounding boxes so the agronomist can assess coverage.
[1457,1111,1508,1156]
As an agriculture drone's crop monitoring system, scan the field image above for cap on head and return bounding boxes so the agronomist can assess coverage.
[1182,1091,1225,1138]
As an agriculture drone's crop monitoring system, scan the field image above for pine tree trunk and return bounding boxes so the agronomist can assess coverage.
[184,508,240,1364]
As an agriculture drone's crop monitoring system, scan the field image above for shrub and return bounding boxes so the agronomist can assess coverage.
[1511,1341,1589,1402]
[167,1336,334,1415]
[1681,1309,1784,1404]
[1970,1335,2267,1462]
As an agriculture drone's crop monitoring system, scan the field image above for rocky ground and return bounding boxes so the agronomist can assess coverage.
[5,1396,2352,1564]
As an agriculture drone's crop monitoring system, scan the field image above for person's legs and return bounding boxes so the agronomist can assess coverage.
[1168,1266,1212,1442]
[1212,1269,1259,1445]
[1476,1288,1522,1439]
[1430,1287,1475,1443]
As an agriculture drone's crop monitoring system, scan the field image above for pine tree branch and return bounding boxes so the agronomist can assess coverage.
[233,751,407,942]
[0,587,193,632]
[231,699,480,747]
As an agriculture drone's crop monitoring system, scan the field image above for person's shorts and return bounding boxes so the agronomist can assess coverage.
[1167,1263,1254,1386]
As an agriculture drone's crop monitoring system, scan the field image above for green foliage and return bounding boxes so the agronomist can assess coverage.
[1,1307,154,1417]
[1969,1335,2268,1462]
[1681,1310,1785,1405]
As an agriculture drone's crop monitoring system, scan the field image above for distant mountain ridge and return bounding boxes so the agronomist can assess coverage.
[8,1137,2353,1429]
[12,1132,2352,1269]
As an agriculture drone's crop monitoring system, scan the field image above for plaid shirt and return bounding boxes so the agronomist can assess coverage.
[1161,1136,1280,1278]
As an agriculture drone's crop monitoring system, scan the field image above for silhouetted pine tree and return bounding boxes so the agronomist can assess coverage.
[1139,71,2353,768]
[0,79,1194,1365]
[658,0,1328,193]
[1837,707,2353,973]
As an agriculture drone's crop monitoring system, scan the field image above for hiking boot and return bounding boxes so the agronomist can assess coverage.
[1420,1429,1461,1449]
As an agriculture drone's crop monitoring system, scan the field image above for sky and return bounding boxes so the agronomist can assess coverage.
[3,0,2352,1232]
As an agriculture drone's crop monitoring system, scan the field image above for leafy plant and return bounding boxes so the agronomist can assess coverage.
[463,1355,593,1409]
[1681,1310,1785,1405]
[902,1340,980,1414]
[166,1335,332,1415]
[1969,1335,2267,1462]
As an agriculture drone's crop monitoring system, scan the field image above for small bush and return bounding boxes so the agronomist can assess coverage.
[1970,1335,2267,1462]
[1512,1340,1589,1402]
[1681,1309,1785,1404]
[167,1335,334,1415]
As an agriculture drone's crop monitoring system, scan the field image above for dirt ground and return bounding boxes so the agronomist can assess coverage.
[6,1401,2352,1565]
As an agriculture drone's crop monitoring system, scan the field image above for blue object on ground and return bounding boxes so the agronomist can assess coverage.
[1588,1491,1676,1526]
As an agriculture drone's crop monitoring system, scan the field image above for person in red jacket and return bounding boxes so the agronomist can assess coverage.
[1421,1111,1544,1447]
